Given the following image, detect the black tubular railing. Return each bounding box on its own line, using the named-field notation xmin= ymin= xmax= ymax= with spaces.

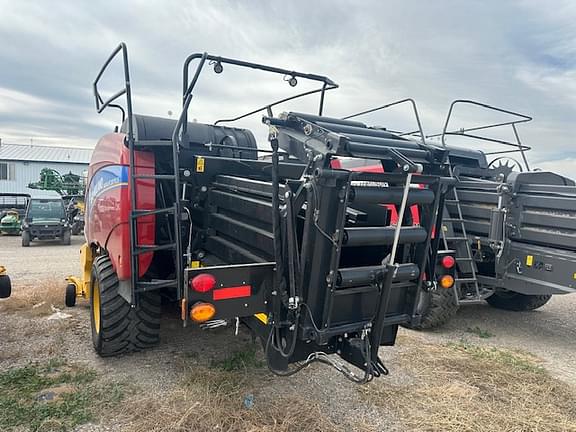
xmin=176 ymin=53 xmax=338 ymax=140
xmin=429 ymin=99 xmax=533 ymax=171
xmin=93 ymin=43 xmax=142 ymax=303
xmin=341 ymin=98 xmax=428 ymax=146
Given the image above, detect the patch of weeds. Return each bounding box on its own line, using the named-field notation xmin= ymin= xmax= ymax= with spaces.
xmin=0 ymin=359 xmax=126 ymax=431
xmin=449 ymin=340 xmax=544 ymax=373
xmin=465 ymin=326 xmax=494 ymax=339
xmin=213 ymin=346 xmax=264 ymax=371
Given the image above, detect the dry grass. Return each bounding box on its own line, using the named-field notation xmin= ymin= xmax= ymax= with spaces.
xmin=0 ymin=278 xmax=66 ymax=316
xmin=113 ymin=361 xmax=350 ymax=432
xmin=360 ymin=334 xmax=576 ymax=432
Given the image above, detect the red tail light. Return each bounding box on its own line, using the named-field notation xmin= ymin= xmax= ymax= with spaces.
xmin=190 ymin=273 xmax=217 ymax=293
xmin=441 ymin=255 xmax=455 ymax=269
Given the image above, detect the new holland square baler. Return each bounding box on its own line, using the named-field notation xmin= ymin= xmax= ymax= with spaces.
xmin=65 ymin=43 xmax=459 ymax=382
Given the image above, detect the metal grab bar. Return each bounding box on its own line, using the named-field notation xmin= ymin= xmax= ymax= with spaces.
xmin=341 ymin=98 xmax=428 ymax=146
xmin=429 ymin=99 xmax=532 ymax=171
xmin=92 ymin=42 xmax=133 ymax=136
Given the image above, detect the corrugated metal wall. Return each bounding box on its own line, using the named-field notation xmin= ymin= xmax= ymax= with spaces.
xmin=0 ymin=161 xmax=88 ymax=198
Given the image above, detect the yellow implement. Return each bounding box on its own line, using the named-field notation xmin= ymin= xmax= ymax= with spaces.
xmin=65 ymin=243 xmax=93 ymax=307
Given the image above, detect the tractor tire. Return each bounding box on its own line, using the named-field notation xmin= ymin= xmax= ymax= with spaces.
xmin=22 ymin=231 xmax=30 ymax=247
xmin=61 ymin=230 xmax=71 ymax=245
xmin=403 ymin=287 xmax=459 ymax=330
xmin=0 ymin=275 xmax=11 ymax=299
xmin=65 ymin=283 xmax=77 ymax=307
xmin=90 ymin=255 xmax=161 ymax=357
xmin=486 ymin=291 xmax=552 ymax=311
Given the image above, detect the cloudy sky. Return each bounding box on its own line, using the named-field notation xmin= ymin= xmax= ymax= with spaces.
xmin=1 ymin=0 xmax=576 ymax=176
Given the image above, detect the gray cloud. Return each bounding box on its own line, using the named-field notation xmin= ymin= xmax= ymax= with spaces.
xmin=1 ymin=0 xmax=575 ymax=175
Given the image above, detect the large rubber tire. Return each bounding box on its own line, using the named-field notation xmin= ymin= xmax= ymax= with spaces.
xmin=21 ymin=231 xmax=30 ymax=247
xmin=403 ymin=288 xmax=459 ymax=330
xmin=486 ymin=291 xmax=552 ymax=311
xmin=61 ymin=230 xmax=71 ymax=245
xmin=90 ymin=256 xmax=161 ymax=357
xmin=0 ymin=275 xmax=11 ymax=299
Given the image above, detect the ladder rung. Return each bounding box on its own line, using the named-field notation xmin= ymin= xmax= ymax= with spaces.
xmin=133 ymin=244 xmax=176 ymax=254
xmin=135 ymin=279 xmax=178 ymax=292
xmin=132 ymin=207 xmax=176 ymax=217
xmin=458 ymin=298 xmax=485 ymax=305
xmin=444 ymin=236 xmax=468 ymax=241
xmin=134 ymin=174 xmax=176 ymax=180
xmin=133 ymin=142 xmax=174 ymax=149
xmin=457 ymin=277 xmax=478 ymax=283
xmin=455 ymin=257 xmax=474 ymax=262
xmin=444 ymin=217 xmax=465 ymax=222
xmin=445 ymin=199 xmax=460 ymax=203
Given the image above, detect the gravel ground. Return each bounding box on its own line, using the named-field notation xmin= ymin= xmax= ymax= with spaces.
xmin=1 ymin=234 xmax=575 ymax=430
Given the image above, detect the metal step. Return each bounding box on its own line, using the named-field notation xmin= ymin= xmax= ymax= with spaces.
xmin=458 ymin=298 xmax=485 ymax=305
xmin=443 ymin=217 xmax=465 ymax=222
xmin=134 ymin=140 xmax=174 ymax=147
xmin=133 ymin=174 xmax=176 ymax=180
xmin=131 ymin=207 xmax=176 ymax=217
xmin=457 ymin=277 xmax=479 ymax=283
xmin=135 ymin=279 xmax=178 ymax=292
xmin=133 ymin=243 xmax=177 ymax=255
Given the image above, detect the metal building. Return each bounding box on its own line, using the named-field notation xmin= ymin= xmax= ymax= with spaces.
xmin=0 ymin=143 xmax=92 ymax=197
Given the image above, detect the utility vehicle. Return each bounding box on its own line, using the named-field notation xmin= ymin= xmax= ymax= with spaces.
xmin=21 ymin=198 xmax=71 ymax=246
xmin=0 ymin=193 xmax=29 ymax=235
xmin=66 ymin=43 xmax=459 ymax=381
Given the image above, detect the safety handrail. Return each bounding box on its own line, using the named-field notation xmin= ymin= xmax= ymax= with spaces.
xmin=341 ymin=98 xmax=428 ymax=146
xmin=93 ymin=43 xmax=133 ymax=141
xmin=176 ymin=53 xmax=338 ymax=139
xmin=429 ymin=99 xmax=532 ymax=170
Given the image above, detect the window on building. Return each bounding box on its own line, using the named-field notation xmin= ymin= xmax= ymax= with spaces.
xmin=0 ymin=162 xmax=15 ymax=180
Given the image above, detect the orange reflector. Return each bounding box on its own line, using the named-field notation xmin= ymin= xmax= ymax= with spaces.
xmin=439 ymin=275 xmax=455 ymax=289
xmin=190 ymin=302 xmax=216 ymax=322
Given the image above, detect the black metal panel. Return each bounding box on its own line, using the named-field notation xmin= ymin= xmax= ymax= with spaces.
xmin=343 ymin=226 xmax=427 ymax=247
xmin=351 ymin=186 xmax=435 ymax=206
xmin=212 ymin=175 xmax=285 ymax=199
xmin=205 ymin=235 xmax=268 ymax=264
xmin=499 ymin=241 xmax=576 ymax=295
xmin=514 ymin=228 xmax=576 ymax=251
xmin=456 ymin=190 xmax=499 ymax=205
xmin=518 ymin=194 xmax=576 ymax=212
xmin=185 ymin=262 xmax=275 ymax=319
xmin=522 ymin=211 xmax=576 ymax=232
xmin=210 ymin=190 xmax=272 ymax=225
xmin=210 ymin=213 xmax=274 ymax=255
xmin=447 ymin=203 xmax=493 ymax=220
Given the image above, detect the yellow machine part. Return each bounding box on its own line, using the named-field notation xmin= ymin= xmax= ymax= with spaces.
xmin=65 ymin=243 xmax=93 ymax=300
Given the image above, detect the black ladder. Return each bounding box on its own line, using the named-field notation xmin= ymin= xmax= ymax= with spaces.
xmin=441 ymin=164 xmax=482 ymax=304
xmin=127 ymin=138 xmax=183 ymax=301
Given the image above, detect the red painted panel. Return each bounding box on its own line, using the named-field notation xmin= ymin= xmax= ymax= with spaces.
xmin=86 ymin=133 xmax=156 ymax=280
